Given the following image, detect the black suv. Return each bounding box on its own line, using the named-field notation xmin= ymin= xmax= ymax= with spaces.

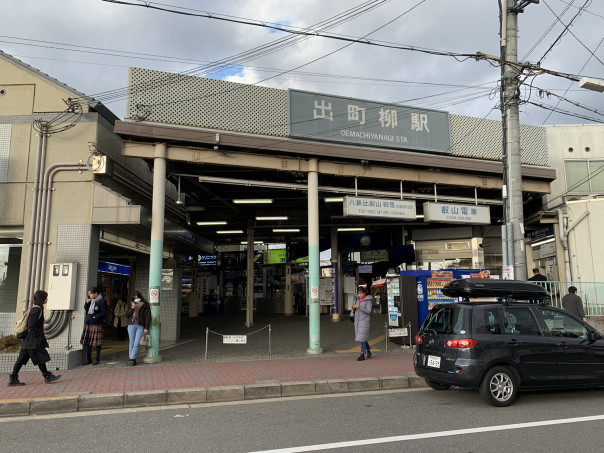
xmin=414 ymin=278 xmax=604 ymax=406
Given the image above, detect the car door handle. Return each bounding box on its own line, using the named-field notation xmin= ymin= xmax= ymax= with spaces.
xmin=506 ymin=339 xmax=519 ymax=346
xmin=557 ymin=342 xmax=567 ymax=348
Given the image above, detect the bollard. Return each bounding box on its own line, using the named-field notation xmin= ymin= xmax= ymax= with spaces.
xmin=205 ymin=327 xmax=209 ymax=360
xmin=385 ymin=322 xmax=388 ymax=351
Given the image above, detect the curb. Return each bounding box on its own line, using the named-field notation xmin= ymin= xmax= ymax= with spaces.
xmin=0 ymin=375 xmax=427 ymax=417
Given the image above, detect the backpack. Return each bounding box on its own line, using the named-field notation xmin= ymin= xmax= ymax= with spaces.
xmin=14 ymin=307 xmax=41 ymax=339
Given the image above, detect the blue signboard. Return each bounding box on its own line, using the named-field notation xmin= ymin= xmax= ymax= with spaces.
xmin=183 ymin=254 xmax=217 ymax=266
xmin=98 ymin=261 xmax=130 ymax=275
xmin=199 ymin=254 xmax=217 ymax=266
xmin=288 ymin=89 xmax=451 ymax=154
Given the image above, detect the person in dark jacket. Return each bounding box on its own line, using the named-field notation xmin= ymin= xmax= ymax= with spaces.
xmin=80 ymin=286 xmax=107 ymax=365
xmin=528 ymin=268 xmax=547 ymax=282
xmin=352 ymin=287 xmax=373 ymax=361
xmin=125 ymin=290 xmax=151 ymax=366
xmin=562 ymin=286 xmax=586 ymax=321
xmin=8 ymin=290 xmax=61 ymax=386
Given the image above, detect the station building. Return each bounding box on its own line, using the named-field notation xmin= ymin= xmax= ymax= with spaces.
xmin=0 ymin=52 xmax=574 ymax=370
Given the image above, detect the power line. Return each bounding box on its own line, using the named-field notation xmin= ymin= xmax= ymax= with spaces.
xmin=541 ymin=0 xmax=604 ymax=66
xmin=540 ymin=34 xmax=604 ymax=124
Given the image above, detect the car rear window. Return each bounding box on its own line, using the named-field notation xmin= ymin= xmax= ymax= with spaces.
xmin=424 ymin=305 xmax=470 ymax=335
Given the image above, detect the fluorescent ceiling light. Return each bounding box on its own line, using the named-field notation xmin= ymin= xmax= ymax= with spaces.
xmin=216 ymin=230 xmax=244 ymax=234
xmin=337 ymin=227 xmax=366 ymax=232
xmin=241 ymin=241 xmax=264 ymax=245
xmin=530 ymin=237 xmax=555 ymax=247
xmin=196 ymin=221 xmax=227 ymax=226
xmin=273 ymin=228 xmax=300 ymax=233
xmin=256 ymin=216 xmax=288 ymax=221
xmin=325 ymin=197 xmax=344 ymax=202
xmin=233 ymin=199 xmax=273 ymax=204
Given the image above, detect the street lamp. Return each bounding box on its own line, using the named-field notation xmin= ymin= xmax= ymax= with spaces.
xmin=578 ymin=77 xmax=604 ymax=93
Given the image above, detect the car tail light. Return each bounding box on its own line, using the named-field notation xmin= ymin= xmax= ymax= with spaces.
xmin=445 ymin=338 xmax=477 ymax=348
xmin=415 ymin=334 xmax=422 ymax=344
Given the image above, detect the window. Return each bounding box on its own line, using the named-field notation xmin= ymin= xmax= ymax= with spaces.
xmin=483 ymin=308 xmax=501 ymax=334
xmin=565 ymin=160 xmax=604 ymax=194
xmin=503 ymin=307 xmax=541 ymax=336
xmin=538 ymin=307 xmax=588 ymax=339
xmin=424 ymin=306 xmax=470 ymax=335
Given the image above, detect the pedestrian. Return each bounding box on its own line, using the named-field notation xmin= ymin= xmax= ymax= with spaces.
xmin=562 ymin=286 xmax=586 ymax=321
xmin=113 ymin=297 xmax=128 ymax=340
xmin=126 ymin=290 xmax=151 ymax=366
xmin=528 ymin=268 xmax=547 ymax=282
xmin=80 ymin=286 xmax=107 ymax=365
xmin=352 ymin=286 xmax=373 ymax=361
xmin=8 ymin=290 xmax=61 ymax=386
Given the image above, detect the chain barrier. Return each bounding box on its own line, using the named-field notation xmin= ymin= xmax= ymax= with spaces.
xmin=205 ymin=324 xmax=272 ymax=359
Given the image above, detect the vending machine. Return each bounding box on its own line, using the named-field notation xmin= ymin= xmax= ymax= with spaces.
xmin=385 ymin=274 xmax=419 ymax=346
xmin=400 ymin=269 xmax=487 ymax=326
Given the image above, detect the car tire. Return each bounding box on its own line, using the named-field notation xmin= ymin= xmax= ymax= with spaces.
xmin=425 ymin=379 xmax=451 ymax=391
xmin=479 ymin=366 xmax=519 ymax=407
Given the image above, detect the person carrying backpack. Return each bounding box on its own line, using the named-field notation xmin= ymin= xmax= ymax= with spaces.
xmin=8 ymin=290 xmax=61 ymax=386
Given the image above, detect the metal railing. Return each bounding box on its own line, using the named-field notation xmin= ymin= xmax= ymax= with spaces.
xmin=538 ymin=281 xmax=604 ymax=317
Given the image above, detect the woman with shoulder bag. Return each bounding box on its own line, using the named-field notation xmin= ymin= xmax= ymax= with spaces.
xmin=8 ymin=290 xmax=61 ymax=385
xmin=126 ymin=291 xmax=151 ymax=366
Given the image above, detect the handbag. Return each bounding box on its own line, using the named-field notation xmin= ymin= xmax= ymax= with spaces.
xmin=350 ymin=309 xmax=355 ymax=323
xmin=140 ymin=333 xmax=148 ymax=347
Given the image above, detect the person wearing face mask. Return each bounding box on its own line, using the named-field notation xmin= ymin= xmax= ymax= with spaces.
xmin=126 ymin=291 xmax=151 ymax=366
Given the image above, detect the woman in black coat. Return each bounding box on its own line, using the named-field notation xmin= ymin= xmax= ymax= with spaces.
xmin=8 ymin=290 xmax=61 ymax=386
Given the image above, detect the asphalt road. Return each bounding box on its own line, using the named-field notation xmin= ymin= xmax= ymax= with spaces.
xmin=3 ymin=387 xmax=604 ymax=452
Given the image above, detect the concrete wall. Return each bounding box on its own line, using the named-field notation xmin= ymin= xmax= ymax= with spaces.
xmin=544 ymin=124 xmax=604 ymax=282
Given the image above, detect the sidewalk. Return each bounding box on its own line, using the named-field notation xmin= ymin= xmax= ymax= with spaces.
xmin=0 ymin=314 xmax=424 ymax=417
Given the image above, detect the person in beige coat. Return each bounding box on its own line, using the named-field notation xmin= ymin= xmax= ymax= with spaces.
xmin=113 ymin=297 xmax=128 ymax=340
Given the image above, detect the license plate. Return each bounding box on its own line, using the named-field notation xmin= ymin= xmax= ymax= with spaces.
xmin=427 ymin=355 xmax=441 ymax=368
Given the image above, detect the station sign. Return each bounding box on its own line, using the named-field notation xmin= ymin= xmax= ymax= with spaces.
xmin=288 ymin=89 xmax=452 ymax=154
xmin=423 ymin=202 xmax=490 ymax=224
xmin=98 ymin=261 xmax=130 ymax=275
xmin=343 ymin=196 xmax=417 ymax=219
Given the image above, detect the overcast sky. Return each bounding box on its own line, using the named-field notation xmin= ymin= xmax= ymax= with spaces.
xmin=3 ymin=0 xmax=603 ymax=126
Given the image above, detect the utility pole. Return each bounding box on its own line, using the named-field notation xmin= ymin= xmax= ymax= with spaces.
xmin=501 ymin=0 xmax=538 ymax=281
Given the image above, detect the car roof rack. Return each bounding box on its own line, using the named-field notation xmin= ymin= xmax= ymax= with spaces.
xmin=442 ymin=278 xmax=550 ymax=304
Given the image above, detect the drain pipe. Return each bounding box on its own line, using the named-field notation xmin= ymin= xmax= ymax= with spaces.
xmin=558 ymin=209 xmax=571 ymax=282
xmin=35 ymin=163 xmax=84 ymax=290
xmin=24 ymin=125 xmax=48 ymax=310
xmin=560 ymin=208 xmax=590 ymax=282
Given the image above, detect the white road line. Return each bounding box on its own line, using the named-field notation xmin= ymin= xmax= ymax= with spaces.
xmin=248 ymin=414 xmax=604 ymax=453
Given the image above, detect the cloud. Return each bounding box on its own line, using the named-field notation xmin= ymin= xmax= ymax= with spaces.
xmin=2 ymin=0 xmax=602 ymax=125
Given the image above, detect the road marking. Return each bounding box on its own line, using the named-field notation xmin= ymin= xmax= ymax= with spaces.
xmin=335 ymin=334 xmax=385 ymax=353
xmin=247 ymin=414 xmax=604 ymax=453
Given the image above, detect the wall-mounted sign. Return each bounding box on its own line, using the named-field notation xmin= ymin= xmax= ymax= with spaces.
xmin=343 ymin=196 xmax=417 ymax=220
xmin=161 ymin=269 xmax=173 ymax=291
xmin=288 ymin=89 xmax=452 ymax=154
xmin=423 ymin=202 xmax=490 ymax=224
xmin=98 ymin=261 xmax=130 ymax=276
xmin=360 ymin=249 xmax=389 ymax=262
xmin=268 ymin=249 xmax=286 ymax=264
xmin=527 ymin=225 xmax=554 ymax=242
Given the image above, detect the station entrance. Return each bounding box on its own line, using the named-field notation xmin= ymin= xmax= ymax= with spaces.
xmin=113 ymin=71 xmax=554 ymax=349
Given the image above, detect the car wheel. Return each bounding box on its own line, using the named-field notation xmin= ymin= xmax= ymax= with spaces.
xmin=479 ymin=366 xmax=519 ymax=407
xmin=425 ymin=379 xmax=451 ymax=391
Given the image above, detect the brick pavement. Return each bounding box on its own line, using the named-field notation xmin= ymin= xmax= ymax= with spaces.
xmin=0 ymin=314 xmax=423 ymax=416
xmin=1 ymin=351 xmax=415 ymax=401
